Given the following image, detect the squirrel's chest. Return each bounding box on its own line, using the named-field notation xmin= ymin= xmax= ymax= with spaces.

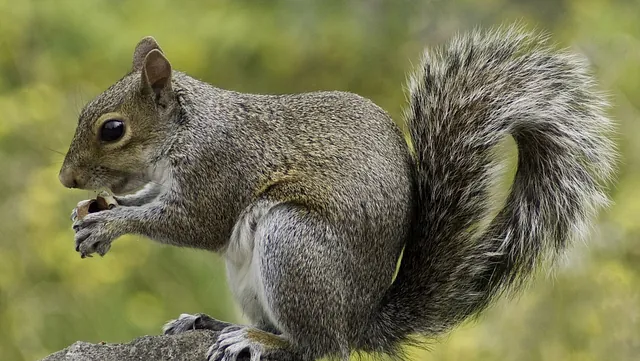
xmin=223 ymin=201 xmax=274 ymax=325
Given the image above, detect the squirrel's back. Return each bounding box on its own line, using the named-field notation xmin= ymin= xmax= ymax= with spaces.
xmin=176 ymin=73 xmax=415 ymax=218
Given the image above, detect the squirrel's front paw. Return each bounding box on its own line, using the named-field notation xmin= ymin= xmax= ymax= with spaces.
xmin=73 ymin=212 xmax=118 ymax=258
xmin=163 ymin=314 xmax=200 ymax=335
xmin=164 ymin=313 xmax=233 ymax=335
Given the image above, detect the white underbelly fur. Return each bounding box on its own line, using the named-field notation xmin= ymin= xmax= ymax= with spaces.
xmin=224 ymin=201 xmax=279 ymax=328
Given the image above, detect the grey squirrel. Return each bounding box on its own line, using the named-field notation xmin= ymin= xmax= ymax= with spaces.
xmin=58 ymin=25 xmax=616 ymax=361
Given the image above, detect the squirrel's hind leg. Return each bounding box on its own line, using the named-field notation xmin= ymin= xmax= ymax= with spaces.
xmin=247 ymin=202 xmax=357 ymax=361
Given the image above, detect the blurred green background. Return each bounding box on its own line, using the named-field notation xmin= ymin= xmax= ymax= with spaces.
xmin=1 ymin=0 xmax=638 ymax=360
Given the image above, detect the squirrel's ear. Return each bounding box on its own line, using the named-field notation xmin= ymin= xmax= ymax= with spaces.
xmin=141 ymin=49 xmax=172 ymax=96
xmin=132 ymin=36 xmax=163 ymax=72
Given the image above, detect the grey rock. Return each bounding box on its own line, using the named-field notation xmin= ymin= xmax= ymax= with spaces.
xmin=40 ymin=330 xmax=218 ymax=361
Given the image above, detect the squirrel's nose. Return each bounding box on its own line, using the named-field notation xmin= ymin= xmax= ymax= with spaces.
xmin=59 ymin=168 xmax=79 ymax=188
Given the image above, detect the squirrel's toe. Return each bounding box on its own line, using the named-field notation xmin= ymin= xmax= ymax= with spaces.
xmin=162 ymin=313 xmax=199 ymax=335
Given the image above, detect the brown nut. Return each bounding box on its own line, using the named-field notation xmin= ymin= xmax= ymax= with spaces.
xmin=96 ymin=191 xmax=118 ymax=210
xmin=73 ymin=192 xmax=118 ymax=222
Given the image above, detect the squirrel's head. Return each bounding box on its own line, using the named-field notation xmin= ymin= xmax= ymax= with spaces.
xmin=59 ymin=36 xmax=177 ymax=195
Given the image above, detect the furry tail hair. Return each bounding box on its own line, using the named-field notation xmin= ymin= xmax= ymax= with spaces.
xmin=362 ymin=25 xmax=616 ymax=354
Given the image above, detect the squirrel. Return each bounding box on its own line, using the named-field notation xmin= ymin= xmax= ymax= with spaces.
xmin=59 ymin=25 xmax=616 ymax=361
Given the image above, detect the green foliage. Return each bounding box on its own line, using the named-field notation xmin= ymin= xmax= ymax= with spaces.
xmin=0 ymin=1 xmax=638 ymax=360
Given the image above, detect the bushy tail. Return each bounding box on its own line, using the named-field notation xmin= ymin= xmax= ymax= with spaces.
xmin=363 ymin=25 xmax=616 ymax=354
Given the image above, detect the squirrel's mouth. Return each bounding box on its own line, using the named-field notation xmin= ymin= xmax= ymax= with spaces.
xmin=110 ymin=174 xmax=147 ymax=196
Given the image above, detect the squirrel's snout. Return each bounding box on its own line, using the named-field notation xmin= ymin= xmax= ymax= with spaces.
xmin=59 ymin=168 xmax=80 ymax=189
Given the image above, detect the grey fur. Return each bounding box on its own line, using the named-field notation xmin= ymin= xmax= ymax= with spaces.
xmin=60 ymin=25 xmax=616 ymax=361
xmin=361 ymin=25 xmax=616 ymax=354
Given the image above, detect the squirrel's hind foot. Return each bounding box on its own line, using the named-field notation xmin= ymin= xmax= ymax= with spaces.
xmin=207 ymin=325 xmax=301 ymax=361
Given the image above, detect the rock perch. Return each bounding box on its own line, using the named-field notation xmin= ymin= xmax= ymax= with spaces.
xmin=40 ymin=330 xmax=218 ymax=361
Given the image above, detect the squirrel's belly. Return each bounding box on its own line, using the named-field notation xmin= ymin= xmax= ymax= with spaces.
xmin=223 ymin=200 xmax=280 ymax=328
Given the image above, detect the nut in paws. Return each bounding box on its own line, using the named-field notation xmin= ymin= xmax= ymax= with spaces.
xmin=71 ymin=193 xmax=119 ymax=258
xmin=73 ymin=212 xmax=117 ymax=258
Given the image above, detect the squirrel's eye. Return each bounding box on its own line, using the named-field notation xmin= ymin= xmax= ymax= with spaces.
xmin=100 ymin=120 xmax=125 ymax=142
